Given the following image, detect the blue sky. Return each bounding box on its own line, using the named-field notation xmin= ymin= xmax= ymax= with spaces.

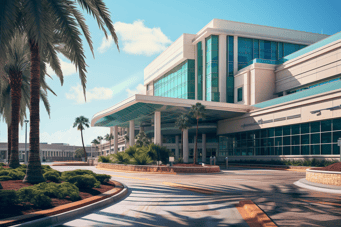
xmin=1 ymin=0 xmax=341 ymax=146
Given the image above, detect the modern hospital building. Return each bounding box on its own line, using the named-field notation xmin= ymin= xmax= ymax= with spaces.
xmin=91 ymin=19 xmax=341 ymax=163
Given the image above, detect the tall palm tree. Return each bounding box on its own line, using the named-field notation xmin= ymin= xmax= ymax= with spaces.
xmin=189 ymin=103 xmax=206 ymax=164
xmin=175 ymin=114 xmax=190 ymax=161
xmin=105 ymin=133 xmax=114 ymax=155
xmin=91 ymin=138 xmax=100 ymax=157
xmin=97 ymin=136 xmax=103 ymax=155
xmin=0 ymin=0 xmax=119 ymax=183
xmin=73 ymin=116 xmax=89 ymax=162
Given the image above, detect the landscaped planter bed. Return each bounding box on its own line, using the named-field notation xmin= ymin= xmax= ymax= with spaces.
xmin=306 ymin=163 xmax=341 ymax=186
xmin=98 ymin=163 xmax=220 ymax=174
xmin=0 ymin=180 xmax=116 ymax=220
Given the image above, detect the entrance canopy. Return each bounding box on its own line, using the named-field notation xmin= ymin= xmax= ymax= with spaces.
xmin=91 ymin=95 xmax=256 ymax=128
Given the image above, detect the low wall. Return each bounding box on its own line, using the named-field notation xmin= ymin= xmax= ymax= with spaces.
xmin=306 ymin=169 xmax=341 ymax=186
xmin=98 ymin=163 xmax=220 ymax=174
xmin=228 ymin=163 xmax=309 ymax=170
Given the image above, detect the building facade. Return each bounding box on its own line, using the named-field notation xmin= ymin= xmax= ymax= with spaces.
xmin=92 ymin=19 xmax=341 ymax=162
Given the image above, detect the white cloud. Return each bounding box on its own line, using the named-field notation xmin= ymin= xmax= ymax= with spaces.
xmin=40 ymin=126 xmax=109 ymax=146
xmin=126 ymin=83 xmax=146 ymax=97
xmin=98 ymin=20 xmax=172 ymax=56
xmin=47 ymin=58 xmax=77 ymax=77
xmin=65 ymin=85 xmax=114 ymax=104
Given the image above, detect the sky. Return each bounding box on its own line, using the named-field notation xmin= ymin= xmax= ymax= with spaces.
xmin=1 ymin=0 xmax=341 ymax=146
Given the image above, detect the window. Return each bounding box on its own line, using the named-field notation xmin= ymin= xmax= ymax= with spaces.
xmin=237 ymin=87 xmax=243 ymax=102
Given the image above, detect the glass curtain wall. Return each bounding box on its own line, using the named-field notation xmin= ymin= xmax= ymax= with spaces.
xmin=219 ymin=118 xmax=341 ymax=157
xmin=154 ymin=60 xmax=195 ymax=99
xmin=197 ymin=42 xmax=203 ymax=100
xmin=205 ymin=35 xmax=219 ymax=102
xmin=238 ymin=37 xmax=306 ymax=70
xmin=226 ymin=36 xmax=234 ymax=103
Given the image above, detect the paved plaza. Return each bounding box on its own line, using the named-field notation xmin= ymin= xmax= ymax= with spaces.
xmin=50 ymin=166 xmax=341 ymax=227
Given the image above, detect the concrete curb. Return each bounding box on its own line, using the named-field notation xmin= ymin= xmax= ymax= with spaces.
xmin=294 ymin=179 xmax=341 ymax=194
xmin=11 ymin=182 xmax=128 ymax=227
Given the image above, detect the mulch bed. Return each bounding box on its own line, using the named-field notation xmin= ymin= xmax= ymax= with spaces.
xmin=0 ymin=180 xmax=116 ymax=220
xmin=313 ymin=162 xmax=341 ymax=172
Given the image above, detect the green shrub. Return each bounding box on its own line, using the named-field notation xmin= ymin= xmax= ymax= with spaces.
xmin=44 ymin=170 xmax=61 ymax=182
xmin=34 ymin=182 xmax=80 ymax=201
xmin=17 ymin=187 xmax=52 ymax=208
xmin=131 ymin=151 xmax=153 ymax=165
xmin=67 ymin=174 xmax=100 ymax=189
xmin=0 ymin=176 xmax=13 ymax=181
xmin=58 ymin=182 xmax=80 ymax=201
xmin=0 ymin=169 xmax=25 ymax=180
xmin=125 ymin=145 xmax=138 ymax=157
xmin=144 ymin=143 xmax=170 ymax=164
xmin=98 ymin=156 xmax=111 ymax=163
xmin=95 ymin=174 xmax=111 ymax=184
xmin=61 ymin=169 xmax=95 ymax=181
xmin=112 ymin=152 xmax=131 ymax=164
xmin=0 ymin=190 xmax=17 ymax=208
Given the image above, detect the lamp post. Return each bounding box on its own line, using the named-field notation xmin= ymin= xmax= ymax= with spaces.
xmin=24 ymin=120 xmax=29 ymax=164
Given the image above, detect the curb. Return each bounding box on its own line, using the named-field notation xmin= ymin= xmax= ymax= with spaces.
xmin=235 ymin=200 xmax=277 ymax=227
xmin=294 ymin=179 xmax=341 ymax=194
xmin=1 ymin=181 xmax=128 ymax=227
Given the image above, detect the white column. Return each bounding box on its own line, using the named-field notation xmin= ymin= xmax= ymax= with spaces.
xmin=154 ymin=111 xmax=161 ymax=145
xmin=129 ymin=120 xmax=135 ymax=146
xmin=234 ymin=36 xmax=238 ymax=75
xmin=202 ymin=39 xmax=206 ymax=101
xmin=183 ymin=129 xmax=189 ymax=163
xmin=175 ymin=135 xmax=179 ymax=160
xmin=219 ymin=35 xmax=227 ymax=102
xmin=202 ymin=134 xmax=206 ymax=163
xmin=114 ymin=125 xmax=118 ymax=154
xmin=195 ymin=45 xmax=198 ymax=100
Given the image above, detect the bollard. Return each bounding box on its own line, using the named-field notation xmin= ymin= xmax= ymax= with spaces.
xmin=210 ymin=156 xmax=213 ymax=165
xmin=225 ymin=157 xmax=228 ymax=169
xmin=213 ymin=156 xmax=216 ymax=165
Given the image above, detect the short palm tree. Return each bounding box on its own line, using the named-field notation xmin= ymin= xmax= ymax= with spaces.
xmin=105 ymin=133 xmax=114 ymax=155
xmin=73 ymin=116 xmax=89 ymax=162
xmin=91 ymin=139 xmax=100 ymax=157
xmin=175 ymin=114 xmax=190 ymax=161
xmin=97 ymin=136 xmax=103 ymax=155
xmin=0 ymin=0 xmax=119 ymax=183
xmin=189 ymin=103 xmax=206 ymax=164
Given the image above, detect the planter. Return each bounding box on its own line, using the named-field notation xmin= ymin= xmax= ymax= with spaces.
xmin=306 ymin=169 xmax=341 ymax=186
xmin=97 ymin=163 xmax=220 ymax=174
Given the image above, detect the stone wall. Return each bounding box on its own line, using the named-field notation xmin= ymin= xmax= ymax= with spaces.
xmin=306 ymin=169 xmax=341 ymax=186
xmin=98 ymin=163 xmax=220 ymax=174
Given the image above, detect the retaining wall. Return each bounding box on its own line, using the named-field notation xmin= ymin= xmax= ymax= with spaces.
xmin=306 ymin=169 xmax=341 ymax=186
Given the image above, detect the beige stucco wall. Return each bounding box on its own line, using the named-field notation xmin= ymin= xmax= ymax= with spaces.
xmin=276 ymin=39 xmax=341 ymax=93
xmin=217 ymin=88 xmax=341 ymax=135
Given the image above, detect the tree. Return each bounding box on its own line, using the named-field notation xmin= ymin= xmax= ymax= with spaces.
xmin=97 ymin=136 xmax=103 ymax=155
xmin=74 ymin=148 xmax=85 ymax=158
xmin=189 ymin=103 xmax=206 ymax=164
xmin=105 ymin=133 xmax=114 ymax=155
xmin=0 ymin=0 xmax=119 ymax=183
xmin=135 ymin=131 xmax=151 ymax=147
xmin=91 ymin=139 xmax=100 ymax=157
xmin=73 ymin=116 xmax=89 ymax=161
xmin=175 ymin=114 xmax=190 ymax=161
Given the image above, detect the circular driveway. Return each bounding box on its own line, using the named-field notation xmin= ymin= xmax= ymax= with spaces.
xmin=51 ymin=166 xmax=341 ymax=227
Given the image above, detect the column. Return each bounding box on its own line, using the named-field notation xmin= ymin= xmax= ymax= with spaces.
xmin=234 ymin=36 xmax=238 ymax=75
xmin=202 ymin=134 xmax=206 ymax=163
xmin=219 ymin=35 xmax=227 ymax=102
xmin=154 ymin=111 xmax=162 ymax=145
xmin=183 ymin=129 xmax=189 ymax=163
xmin=114 ymin=125 xmax=118 ymax=154
xmin=195 ymin=44 xmax=198 ymax=100
xmin=202 ymin=39 xmax=206 ymax=101
xmin=175 ymin=135 xmax=179 ymax=160
xmin=129 ymin=120 xmax=135 ymax=146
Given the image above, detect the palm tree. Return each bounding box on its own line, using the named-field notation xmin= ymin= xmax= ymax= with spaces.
xmin=97 ymin=136 xmax=103 ymax=155
xmin=0 ymin=0 xmax=119 ymax=183
xmin=189 ymin=103 xmax=206 ymax=164
xmin=175 ymin=114 xmax=190 ymax=161
xmin=105 ymin=133 xmax=114 ymax=155
xmin=73 ymin=116 xmax=89 ymax=162
xmin=91 ymin=139 xmax=100 ymax=157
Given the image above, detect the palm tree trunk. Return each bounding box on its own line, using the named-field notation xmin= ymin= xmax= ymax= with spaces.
xmin=194 ymin=118 xmax=199 ymax=164
xmin=9 ymin=71 xmax=22 ymax=168
xmin=23 ymin=40 xmax=45 ymax=183
xmin=80 ymin=129 xmax=87 ymax=162
xmin=7 ymin=124 xmax=12 ymax=163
